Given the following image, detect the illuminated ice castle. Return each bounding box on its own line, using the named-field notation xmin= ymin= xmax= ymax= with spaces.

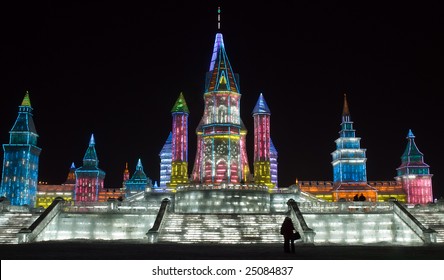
xmin=0 ymin=28 xmax=442 ymax=245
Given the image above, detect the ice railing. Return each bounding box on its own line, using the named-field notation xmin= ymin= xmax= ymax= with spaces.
xmin=287 ymin=199 xmax=315 ymax=243
xmin=0 ymin=200 xmax=32 ymax=213
xmin=18 ymin=197 xmax=64 ymax=243
xmin=297 ymin=201 xmax=393 ymax=213
xmin=61 ymin=200 xmax=161 ymax=213
xmin=147 ymin=198 xmax=171 ymax=243
xmin=176 ymin=183 xmax=269 ymax=192
xmin=405 ymin=202 xmax=444 ymax=213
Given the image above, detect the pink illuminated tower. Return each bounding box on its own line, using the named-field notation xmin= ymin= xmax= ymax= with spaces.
xmin=74 ymin=134 xmax=105 ymax=201
xmin=191 ymin=33 xmax=250 ymax=184
xmin=252 ymin=93 xmax=274 ymax=188
xmin=168 ymin=92 xmax=189 ymax=189
xmin=396 ymin=129 xmax=433 ymax=204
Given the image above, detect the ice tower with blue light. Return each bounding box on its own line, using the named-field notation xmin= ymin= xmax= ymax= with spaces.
xmin=331 ymin=94 xmax=367 ymax=183
xmin=0 ymin=92 xmax=41 ymax=206
xmin=331 ymin=94 xmax=377 ymax=201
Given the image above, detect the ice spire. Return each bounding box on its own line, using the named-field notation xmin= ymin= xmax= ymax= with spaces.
xmin=206 ymin=33 xmax=240 ymax=93
xmin=218 ymin=6 xmax=221 ymax=30
xmin=136 ymin=158 xmax=143 ymax=170
xmin=83 ymin=134 xmax=98 ymax=166
xmin=401 ymin=129 xmax=425 ymax=163
xmin=89 ymin=134 xmax=95 ymax=145
xmin=252 ymin=93 xmax=271 ymax=115
xmin=342 ymin=93 xmax=350 ymax=122
xmin=21 ymin=90 xmax=32 ymax=107
xmin=171 ymin=92 xmax=190 ymax=114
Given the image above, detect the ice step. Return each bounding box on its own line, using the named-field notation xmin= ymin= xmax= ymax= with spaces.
xmin=0 ymin=213 xmax=40 ymax=244
xmin=410 ymin=212 xmax=444 ymax=243
xmin=157 ymin=214 xmax=286 ymax=244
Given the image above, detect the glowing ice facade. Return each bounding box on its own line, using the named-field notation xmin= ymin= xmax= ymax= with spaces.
xmin=169 ymin=93 xmax=189 ymax=189
xmin=396 ymin=130 xmax=433 ymax=204
xmin=36 ymin=163 xmax=76 ymax=208
xmin=0 ymin=92 xmax=41 ymax=206
xmin=252 ymin=93 xmax=273 ymax=188
xmin=270 ymin=140 xmax=278 ymax=187
xmin=159 ymin=132 xmax=172 ymax=189
xmin=74 ymin=134 xmax=105 ymax=202
xmin=331 ymin=94 xmax=367 ymax=183
xmin=191 ymin=33 xmax=250 ymax=184
xmin=124 ymin=159 xmax=152 ymax=196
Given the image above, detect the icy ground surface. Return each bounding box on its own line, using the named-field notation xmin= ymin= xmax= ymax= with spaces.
xmin=1 ymin=241 xmax=443 ymax=260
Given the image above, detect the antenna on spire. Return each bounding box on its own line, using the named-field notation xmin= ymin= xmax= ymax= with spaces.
xmin=218 ymin=6 xmax=221 ymax=30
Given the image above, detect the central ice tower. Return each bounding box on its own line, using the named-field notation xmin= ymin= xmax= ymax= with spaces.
xmin=191 ymin=33 xmax=250 ymax=185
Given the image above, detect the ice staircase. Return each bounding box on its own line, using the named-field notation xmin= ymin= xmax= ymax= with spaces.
xmin=0 ymin=212 xmax=40 ymax=244
xmin=303 ymin=213 xmax=423 ymax=244
xmin=157 ymin=213 xmax=285 ymax=244
xmin=410 ymin=212 xmax=444 ymax=243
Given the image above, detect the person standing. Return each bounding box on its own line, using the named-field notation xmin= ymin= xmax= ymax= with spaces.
xmin=280 ymin=217 xmax=296 ymax=253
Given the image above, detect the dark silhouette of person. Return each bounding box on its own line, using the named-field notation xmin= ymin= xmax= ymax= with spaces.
xmin=359 ymin=193 xmax=366 ymax=201
xmin=280 ymin=217 xmax=296 ymax=253
xmin=353 ymin=194 xmax=359 ymax=201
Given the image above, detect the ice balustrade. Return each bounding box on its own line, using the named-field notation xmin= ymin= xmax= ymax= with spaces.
xmin=147 ymin=198 xmax=171 ymax=243
xmin=298 ymin=201 xmax=393 ymax=213
xmin=176 ymin=183 xmax=269 ymax=192
xmin=18 ymin=197 xmax=65 ymax=243
xmin=174 ymin=190 xmax=270 ymax=213
xmin=125 ymin=191 xmax=146 ymax=202
xmin=0 ymin=201 xmax=33 ymax=213
xmin=287 ymin=199 xmax=315 ymax=243
xmin=61 ymin=200 xmax=161 ymax=213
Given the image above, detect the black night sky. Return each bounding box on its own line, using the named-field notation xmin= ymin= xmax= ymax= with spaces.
xmin=1 ymin=1 xmax=443 ymax=199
